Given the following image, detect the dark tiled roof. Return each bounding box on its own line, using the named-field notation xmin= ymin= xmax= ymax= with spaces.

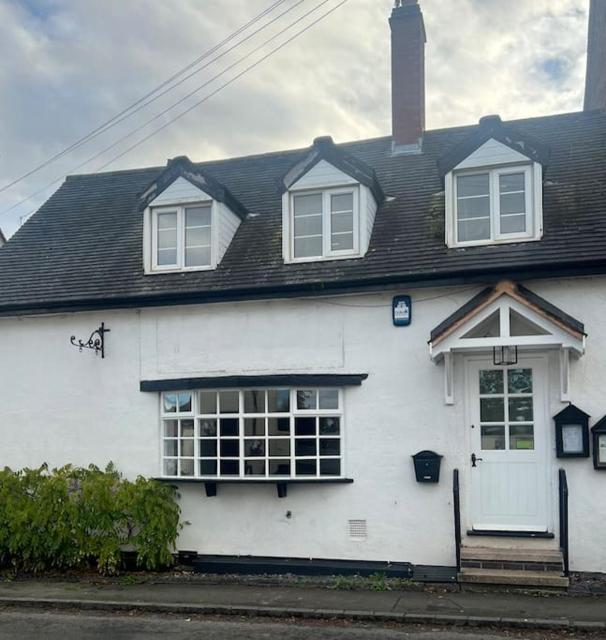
xmin=0 ymin=228 xmax=5 ymax=245
xmin=1 ymin=110 xmax=605 ymax=314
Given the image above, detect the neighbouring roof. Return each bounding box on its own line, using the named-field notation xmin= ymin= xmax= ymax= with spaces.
xmin=1 ymin=110 xmax=606 ymax=315
xmin=429 ymin=280 xmax=586 ymax=346
xmin=0 ymin=228 xmax=5 ymax=246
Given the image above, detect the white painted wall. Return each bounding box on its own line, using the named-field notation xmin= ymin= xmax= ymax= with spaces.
xmin=1 ymin=277 xmax=605 ymax=572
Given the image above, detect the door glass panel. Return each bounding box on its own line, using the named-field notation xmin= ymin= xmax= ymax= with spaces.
xmin=481 ymin=425 xmax=505 ymax=450
xmin=509 ymin=397 xmax=533 ymax=422
xmin=480 ymin=397 xmax=505 ymax=422
xmin=510 ymin=424 xmax=535 ymax=450
xmin=507 ymin=368 xmax=533 ymax=393
xmin=479 ymin=370 xmax=504 ymax=394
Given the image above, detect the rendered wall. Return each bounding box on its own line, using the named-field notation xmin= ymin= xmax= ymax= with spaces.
xmin=0 ymin=276 xmax=605 ymax=572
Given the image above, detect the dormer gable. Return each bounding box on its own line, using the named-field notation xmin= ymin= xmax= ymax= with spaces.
xmin=281 ymin=137 xmax=384 ymax=263
xmin=141 ymin=156 xmax=246 ymax=274
xmin=439 ymin=116 xmax=549 ymax=249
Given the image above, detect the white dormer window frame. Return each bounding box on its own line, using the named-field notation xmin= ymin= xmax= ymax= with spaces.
xmin=445 ymin=162 xmax=543 ymax=249
xmin=147 ymin=200 xmax=217 ymax=274
xmin=285 ymin=185 xmax=361 ymax=263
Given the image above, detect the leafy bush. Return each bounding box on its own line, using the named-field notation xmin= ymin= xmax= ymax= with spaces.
xmin=0 ymin=463 xmax=182 ymax=575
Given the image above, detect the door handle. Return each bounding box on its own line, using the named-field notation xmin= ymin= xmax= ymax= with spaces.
xmin=471 ymin=453 xmax=483 ymax=467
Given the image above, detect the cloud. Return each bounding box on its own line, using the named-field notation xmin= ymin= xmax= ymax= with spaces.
xmin=0 ymin=0 xmax=588 ymax=236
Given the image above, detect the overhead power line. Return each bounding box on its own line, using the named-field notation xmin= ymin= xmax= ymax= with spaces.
xmin=0 ymin=0 xmax=291 ymax=195
xmin=1 ymin=0 xmax=347 ymax=221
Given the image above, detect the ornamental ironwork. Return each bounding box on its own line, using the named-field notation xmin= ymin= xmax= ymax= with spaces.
xmin=70 ymin=323 xmax=110 ymax=359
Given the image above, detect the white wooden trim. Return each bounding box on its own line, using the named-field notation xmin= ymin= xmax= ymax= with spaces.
xmin=444 ymin=352 xmax=454 ymax=405
xmin=560 ymin=347 xmax=570 ymax=403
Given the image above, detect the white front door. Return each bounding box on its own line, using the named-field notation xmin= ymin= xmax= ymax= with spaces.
xmin=467 ymin=358 xmax=549 ymax=532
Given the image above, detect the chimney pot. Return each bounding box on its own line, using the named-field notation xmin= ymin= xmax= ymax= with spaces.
xmin=390 ymin=1 xmax=426 ymax=152
xmin=585 ymin=0 xmax=606 ymax=111
xmin=479 ymin=115 xmax=502 ymax=128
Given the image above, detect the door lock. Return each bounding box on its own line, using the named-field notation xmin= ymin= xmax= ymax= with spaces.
xmin=471 ymin=452 xmax=483 ymax=467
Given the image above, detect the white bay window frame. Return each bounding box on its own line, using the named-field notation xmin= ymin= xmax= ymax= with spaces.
xmin=288 ymin=186 xmax=360 ymax=262
xmin=160 ymin=388 xmax=345 ymax=480
xmin=150 ymin=201 xmax=215 ymax=273
xmin=446 ymin=163 xmax=542 ymax=248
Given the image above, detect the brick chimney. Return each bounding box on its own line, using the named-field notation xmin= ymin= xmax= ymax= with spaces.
xmin=584 ymin=0 xmax=606 ymax=111
xmin=390 ymin=0 xmax=426 ymax=153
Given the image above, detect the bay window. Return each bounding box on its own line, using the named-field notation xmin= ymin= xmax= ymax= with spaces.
xmin=161 ymin=387 xmax=344 ymax=479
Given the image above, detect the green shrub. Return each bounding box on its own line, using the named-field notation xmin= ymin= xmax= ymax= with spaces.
xmin=0 ymin=463 xmax=182 ymax=575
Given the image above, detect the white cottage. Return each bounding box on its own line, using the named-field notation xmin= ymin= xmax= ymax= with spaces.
xmin=1 ymin=0 xmax=606 ymax=586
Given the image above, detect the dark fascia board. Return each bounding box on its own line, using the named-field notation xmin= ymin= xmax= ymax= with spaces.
xmin=437 ymin=117 xmax=551 ymax=179
xmin=554 ymin=404 xmax=591 ymax=420
xmin=3 ymin=259 xmax=606 ymax=318
xmin=139 ymin=156 xmax=248 ymax=220
xmin=140 ymin=373 xmax=369 ymax=392
xmin=429 ymin=281 xmax=585 ymax=343
xmin=280 ymin=137 xmax=385 ymax=204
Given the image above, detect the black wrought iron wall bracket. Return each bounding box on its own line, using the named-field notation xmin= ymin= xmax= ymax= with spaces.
xmin=70 ymin=322 xmax=110 ymax=358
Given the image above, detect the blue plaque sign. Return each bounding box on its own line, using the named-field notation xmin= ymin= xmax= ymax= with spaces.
xmin=392 ymin=295 xmax=412 ymax=326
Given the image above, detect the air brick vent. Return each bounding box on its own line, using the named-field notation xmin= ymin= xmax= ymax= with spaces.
xmin=348 ymin=519 xmax=367 ymax=540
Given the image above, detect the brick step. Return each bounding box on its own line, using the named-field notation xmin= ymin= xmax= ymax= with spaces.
xmin=458 ymin=568 xmax=569 ymax=588
xmin=461 ymin=546 xmax=563 ymax=564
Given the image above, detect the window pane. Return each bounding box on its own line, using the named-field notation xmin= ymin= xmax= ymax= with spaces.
xmin=269 ymin=460 xmax=290 ymax=476
xmin=268 ymin=389 xmax=290 ymax=413
xmin=500 ymin=192 xmax=525 ymax=215
xmin=294 ymin=236 xmax=323 ymax=258
xmin=500 ymin=173 xmax=525 ymax=193
xmin=220 ymin=460 xmax=239 ymax=476
xmin=244 ymin=390 xmax=265 ymax=414
xmin=508 ymin=369 xmax=533 ymax=394
xmin=157 ymin=248 xmax=177 ymax=266
xmin=245 ymin=460 xmax=265 ymax=476
xmin=457 ymin=196 xmax=490 ymax=220
xmin=244 ymin=418 xmax=265 ymax=436
xmin=164 ymin=419 xmax=178 ymax=437
xmin=180 ymin=420 xmax=194 ymax=437
xmin=200 ymin=440 xmax=217 ymax=456
xmin=220 ymin=418 xmax=239 ymax=437
xmin=297 ymin=390 xmax=317 ymax=410
xmin=320 ymin=459 xmax=340 ymax=476
xmin=319 ymin=417 xmax=340 ymax=435
xmin=185 ymin=206 xmax=211 ymax=229
xmin=185 ymin=226 xmax=211 ymax=248
xmin=220 ymin=391 xmax=239 ymax=413
xmin=158 ymin=229 xmax=177 ymax=250
xmin=157 ymin=212 xmax=177 ymax=265
xmin=178 ymin=393 xmax=192 ymax=412
xmin=331 ymin=211 xmax=353 ymax=234
xmin=180 ymin=459 xmax=194 ymax=476
xmin=199 ymin=419 xmax=217 ymax=437
xmin=509 ymin=397 xmax=533 ymax=422
xmin=319 ymin=389 xmax=339 ymax=410
xmin=481 ymin=425 xmax=505 ymax=450
xmin=294 ymin=193 xmax=322 ymax=216
xmin=295 ymin=439 xmax=317 ymax=456
xmin=331 ymin=232 xmax=353 ymax=252
xmin=294 ymin=214 xmax=322 ymax=238
xmin=220 ymin=439 xmax=239 ymax=457
xmin=200 ymin=460 xmax=217 ymax=476
xmin=479 ymin=370 xmax=504 ymax=395
xmin=510 ymin=424 xmax=534 ymax=450
xmin=164 ymin=459 xmax=178 ymax=476
xmin=164 ymin=440 xmax=178 ymax=456
xmin=268 ymin=417 xmax=290 ymax=435
xmin=185 ymin=246 xmax=211 ymax=267
xmin=295 ymin=417 xmax=316 ymax=436
xmin=163 ymin=394 xmax=177 ymax=413
xmin=457 ymin=174 xmax=489 ymax=198
xmin=296 ymin=460 xmax=316 ymax=476
xmin=199 ymin=392 xmax=217 ymax=415
xmin=331 ymin=193 xmax=353 ymax=213
xmin=458 ymin=219 xmax=490 ymax=242
xmin=500 ymin=214 xmax=526 ymax=234
xmin=320 ymin=439 xmax=340 ymax=456
xmin=244 ymin=439 xmax=265 ymax=457
xmin=181 ymin=439 xmax=194 ymax=457
xmin=480 ymin=398 xmax=505 ymax=422
xmin=269 ymin=439 xmax=290 ymax=456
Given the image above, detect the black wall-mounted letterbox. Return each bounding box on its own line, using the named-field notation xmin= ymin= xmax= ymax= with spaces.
xmin=412 ymin=450 xmax=443 ymax=483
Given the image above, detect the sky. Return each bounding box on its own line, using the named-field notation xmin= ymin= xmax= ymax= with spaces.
xmin=0 ymin=0 xmax=589 ymax=237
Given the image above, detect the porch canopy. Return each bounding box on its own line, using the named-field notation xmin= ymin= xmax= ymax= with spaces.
xmin=428 ymin=280 xmax=586 ymax=404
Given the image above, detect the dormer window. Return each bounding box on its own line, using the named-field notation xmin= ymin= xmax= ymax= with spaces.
xmin=455 ymin=166 xmax=533 ymax=244
xmin=292 ymin=188 xmax=358 ymax=260
xmin=152 ymin=204 xmax=212 ymax=270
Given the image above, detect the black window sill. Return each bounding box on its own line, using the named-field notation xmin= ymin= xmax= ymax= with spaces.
xmin=154 ymin=477 xmax=354 ymax=498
